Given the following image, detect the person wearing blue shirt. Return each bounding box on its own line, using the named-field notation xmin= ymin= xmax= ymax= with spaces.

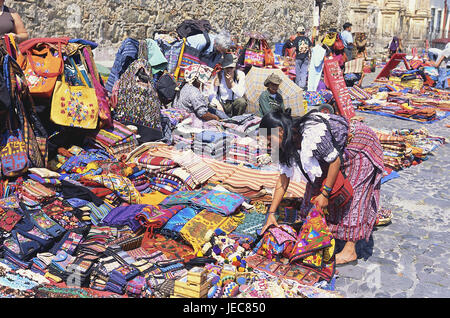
xmin=340 ymin=22 xmax=354 ymax=61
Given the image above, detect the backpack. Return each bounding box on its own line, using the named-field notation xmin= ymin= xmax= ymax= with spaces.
xmin=176 ymin=20 xmax=213 ymax=39
xmin=155 ymin=73 xmax=177 ymax=106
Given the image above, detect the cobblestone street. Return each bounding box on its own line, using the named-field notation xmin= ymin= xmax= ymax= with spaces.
xmin=334 ymin=71 xmax=450 ymax=298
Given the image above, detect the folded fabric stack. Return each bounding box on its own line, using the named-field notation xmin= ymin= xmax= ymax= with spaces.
xmin=85 ymin=201 xmax=115 ymax=226
xmin=171 ymin=150 xmax=216 ymax=187
xmin=31 ymin=253 xmax=55 ymax=276
xmin=220 ymin=114 xmax=261 ymax=135
xmin=85 ymin=121 xmax=139 ymax=160
xmin=134 ymin=152 xmax=178 ymax=174
xmin=375 ymin=130 xmax=409 ymax=170
xmin=392 ymin=128 xmax=447 ymax=161
xmin=106 ymin=263 xmax=140 ymax=294
xmin=303 ymin=90 xmax=333 ymax=106
xmin=101 ymin=204 xmax=147 ymax=233
xmin=126 ymin=275 xmax=147 ymax=297
xmin=226 ymin=136 xmax=264 ymax=167
xmin=192 ymin=131 xmax=232 ymax=161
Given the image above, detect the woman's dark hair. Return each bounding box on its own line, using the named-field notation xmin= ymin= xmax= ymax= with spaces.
xmin=259 ymin=110 xmax=298 ymax=167
xmin=259 ymin=109 xmax=320 ymax=167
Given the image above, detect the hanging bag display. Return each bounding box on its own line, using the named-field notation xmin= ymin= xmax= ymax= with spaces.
xmin=113 ymin=58 xmax=162 ymax=130
xmin=244 ymin=38 xmax=265 ymax=67
xmin=82 ymin=47 xmax=113 ymax=129
xmin=17 ymin=37 xmax=70 ymax=99
xmin=262 ymin=39 xmax=275 ymax=67
xmin=50 ymin=58 xmax=99 ymax=129
xmin=0 ymin=55 xmax=29 ymax=177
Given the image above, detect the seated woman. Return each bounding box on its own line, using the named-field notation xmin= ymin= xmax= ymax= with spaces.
xmin=259 ymin=110 xmax=384 ymax=265
xmin=259 ymin=73 xmax=285 ymax=117
xmin=173 ymin=64 xmax=227 ymax=121
xmin=208 ymin=54 xmax=248 ymax=117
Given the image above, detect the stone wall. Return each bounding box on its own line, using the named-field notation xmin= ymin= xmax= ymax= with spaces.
xmin=9 ymin=0 xmax=319 ymax=60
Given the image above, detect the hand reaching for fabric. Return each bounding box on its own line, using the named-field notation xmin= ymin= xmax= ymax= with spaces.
xmin=311 ymin=194 xmax=329 ymax=212
xmin=261 ymin=213 xmax=279 ymax=234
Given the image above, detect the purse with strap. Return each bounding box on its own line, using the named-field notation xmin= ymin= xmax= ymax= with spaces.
xmin=82 ymin=46 xmax=113 ymax=129
xmin=17 ymin=37 xmax=69 ymax=99
xmin=244 ymin=38 xmax=265 ymax=67
xmin=50 ymin=57 xmax=99 ymax=129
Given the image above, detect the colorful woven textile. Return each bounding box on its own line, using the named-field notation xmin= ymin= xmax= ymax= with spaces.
xmin=189 ymin=189 xmax=245 ymax=216
xmin=141 ymin=233 xmax=195 ymax=261
xmin=81 ymin=174 xmax=141 ymax=204
xmin=179 ymin=209 xmax=244 ymax=252
xmin=160 ymin=206 xmax=198 ymax=237
xmin=289 ymin=207 xmax=335 ymax=274
xmin=135 ymin=204 xmax=185 ymax=230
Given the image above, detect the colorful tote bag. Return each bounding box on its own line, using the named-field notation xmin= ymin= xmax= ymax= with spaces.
xmin=289 ymin=207 xmax=334 ymax=266
xmin=244 ymin=39 xmax=264 ymax=68
xmin=17 ymin=38 xmax=69 ymax=98
xmin=0 ymin=127 xmax=29 ymax=177
xmin=113 ymin=59 xmax=162 ymax=130
xmin=50 ymin=63 xmax=99 ymax=129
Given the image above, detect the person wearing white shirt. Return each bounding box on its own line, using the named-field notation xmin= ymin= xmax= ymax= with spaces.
xmin=340 ymin=22 xmax=354 ymax=61
xmin=208 ymin=54 xmax=248 ymax=117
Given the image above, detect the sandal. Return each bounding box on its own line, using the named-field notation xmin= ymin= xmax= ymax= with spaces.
xmin=375 ymin=208 xmax=392 ymax=226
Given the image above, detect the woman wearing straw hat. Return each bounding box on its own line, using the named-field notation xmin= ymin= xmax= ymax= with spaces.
xmin=258 ymin=73 xmax=285 ymax=117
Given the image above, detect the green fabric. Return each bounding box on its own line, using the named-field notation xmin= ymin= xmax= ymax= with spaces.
xmin=95 ymin=63 xmax=111 ymax=78
xmin=258 ymin=90 xmax=284 ymax=117
xmin=146 ymin=39 xmax=168 ymax=74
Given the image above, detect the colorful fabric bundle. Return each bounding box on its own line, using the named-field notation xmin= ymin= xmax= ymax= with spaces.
xmin=347 ymin=86 xmax=372 ymax=100
xmin=135 ymin=204 xmax=185 ymax=233
xmin=189 ymin=190 xmax=245 ymax=216
xmin=140 ymin=233 xmax=195 ymax=261
xmin=289 ymin=207 xmax=335 ymax=276
xmin=40 ymin=198 xmax=84 ymax=230
xmin=160 ymin=207 xmax=199 ymax=238
xmin=81 ymin=174 xmax=141 ymax=204
xmin=179 ymin=209 xmax=244 ymax=252
xmin=253 ymin=224 xmax=297 ymax=260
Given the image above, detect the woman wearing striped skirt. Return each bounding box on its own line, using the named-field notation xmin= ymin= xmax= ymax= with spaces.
xmin=259 ymin=110 xmax=384 ymax=265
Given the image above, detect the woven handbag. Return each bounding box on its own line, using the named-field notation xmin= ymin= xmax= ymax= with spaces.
xmin=17 ymin=37 xmax=69 ymax=99
xmin=244 ymin=38 xmax=264 ymax=67
xmin=50 ymin=61 xmax=99 ymax=129
xmin=113 ymin=59 xmax=162 ymax=130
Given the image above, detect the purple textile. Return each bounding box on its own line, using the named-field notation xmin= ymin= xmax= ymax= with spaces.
xmin=101 ymin=204 xmax=147 ymax=232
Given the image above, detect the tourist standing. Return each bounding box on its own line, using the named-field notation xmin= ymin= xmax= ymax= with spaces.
xmin=293 ymin=26 xmax=312 ymax=90
xmin=340 ymin=22 xmax=354 ymax=61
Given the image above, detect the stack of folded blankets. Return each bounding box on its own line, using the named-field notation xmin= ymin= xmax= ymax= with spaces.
xmin=375 ymin=130 xmax=410 ymax=171
xmin=171 ymin=150 xmax=216 ymax=187
xmin=219 ymin=114 xmax=261 ymax=135
xmin=192 ymin=131 xmax=233 ymax=161
xmin=226 ymin=136 xmax=264 ymax=167
xmin=133 ymin=153 xmax=178 ymax=174
xmin=85 ymin=121 xmax=139 ymax=160
xmin=107 ymin=263 xmax=140 ymax=294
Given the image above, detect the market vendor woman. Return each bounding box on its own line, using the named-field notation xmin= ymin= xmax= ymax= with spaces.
xmin=260 ymin=110 xmax=384 ymax=265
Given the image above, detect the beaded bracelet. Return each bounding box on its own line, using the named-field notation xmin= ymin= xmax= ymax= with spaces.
xmin=322 ymin=185 xmax=332 ymax=194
